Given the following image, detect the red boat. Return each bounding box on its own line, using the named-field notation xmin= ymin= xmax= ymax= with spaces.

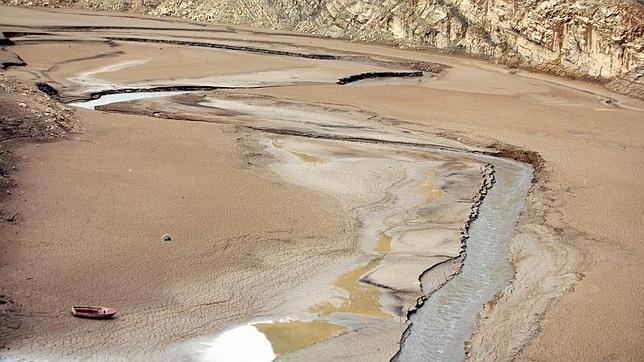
xmin=71 ymin=306 xmax=118 ymax=319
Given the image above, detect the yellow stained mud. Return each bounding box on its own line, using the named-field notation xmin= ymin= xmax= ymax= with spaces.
xmin=292 ymin=151 xmax=324 ymax=163
xmin=422 ymin=173 xmax=444 ymax=203
xmin=272 ymin=139 xmax=323 ymax=163
xmin=374 ymin=232 xmax=392 ymax=255
xmin=309 ymin=258 xmax=391 ymax=319
xmin=254 ymin=320 xmax=347 ymax=355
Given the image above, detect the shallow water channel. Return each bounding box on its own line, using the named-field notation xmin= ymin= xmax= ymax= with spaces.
xmin=396 ymin=156 xmax=532 ymax=362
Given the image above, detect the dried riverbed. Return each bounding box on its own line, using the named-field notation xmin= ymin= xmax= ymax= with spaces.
xmin=3 ymin=11 xmax=594 ymax=362
xmin=69 ymin=89 xmax=533 ymax=361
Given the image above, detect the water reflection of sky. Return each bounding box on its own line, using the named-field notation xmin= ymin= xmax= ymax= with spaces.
xmin=196 ymin=323 xmax=276 ymax=362
xmin=69 ymin=91 xmax=188 ymax=110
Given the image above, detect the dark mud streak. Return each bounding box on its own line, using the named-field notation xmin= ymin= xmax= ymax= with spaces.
xmin=107 ymin=36 xmax=339 ymax=60
xmin=42 ymin=69 xmax=429 ymax=102
xmin=55 ymin=51 xmax=126 ymax=67
xmin=2 ymin=31 xmax=51 ymax=39
xmin=2 ymin=30 xmax=447 ymax=74
xmin=337 ymin=71 xmax=424 ymax=85
xmin=37 ymin=25 xmax=237 ymax=34
xmin=0 ymin=55 xmax=26 ymax=70
xmin=1 ymin=32 xmax=15 ymax=46
xmin=63 ymin=84 xmax=327 ymax=103
xmin=35 ymin=82 xmax=58 ymax=96
xmin=89 ymin=85 xmax=229 ymax=98
xmin=10 ymin=38 xmax=119 ymax=48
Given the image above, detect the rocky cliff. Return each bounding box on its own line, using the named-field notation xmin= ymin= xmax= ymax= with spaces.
xmin=3 ymin=0 xmax=643 ymax=93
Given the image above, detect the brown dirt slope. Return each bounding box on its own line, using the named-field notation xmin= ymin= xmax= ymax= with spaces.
xmin=0 ymin=73 xmax=78 ymax=214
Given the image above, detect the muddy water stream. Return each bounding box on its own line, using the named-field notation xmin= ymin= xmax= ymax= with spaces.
xmin=71 ymin=91 xmax=532 ymax=362
xmin=396 ymin=157 xmax=532 ymax=362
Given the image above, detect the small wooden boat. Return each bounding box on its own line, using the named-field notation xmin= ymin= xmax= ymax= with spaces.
xmin=71 ymin=306 xmax=117 ymax=319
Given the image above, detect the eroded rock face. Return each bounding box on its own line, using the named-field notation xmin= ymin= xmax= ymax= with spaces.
xmin=3 ymin=0 xmax=643 ymax=82
xmin=607 ymin=65 xmax=644 ymax=98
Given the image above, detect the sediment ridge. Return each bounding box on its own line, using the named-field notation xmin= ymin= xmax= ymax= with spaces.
xmin=336 ymin=71 xmax=424 ymax=85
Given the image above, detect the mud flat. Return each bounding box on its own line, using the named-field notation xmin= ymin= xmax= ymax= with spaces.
xmin=65 ymin=89 xmax=531 ymax=361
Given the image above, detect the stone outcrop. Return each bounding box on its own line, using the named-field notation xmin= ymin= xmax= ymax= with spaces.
xmin=606 ymin=65 xmax=644 ymax=98
xmin=2 ymin=0 xmax=643 ymax=91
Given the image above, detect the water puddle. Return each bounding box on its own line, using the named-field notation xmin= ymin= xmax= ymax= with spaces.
xmin=193 ymin=319 xmax=346 ymax=361
xmin=254 ymin=320 xmax=347 ymax=355
xmin=69 ymin=91 xmax=188 ymax=110
xmin=309 ymin=257 xmax=391 ymax=319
